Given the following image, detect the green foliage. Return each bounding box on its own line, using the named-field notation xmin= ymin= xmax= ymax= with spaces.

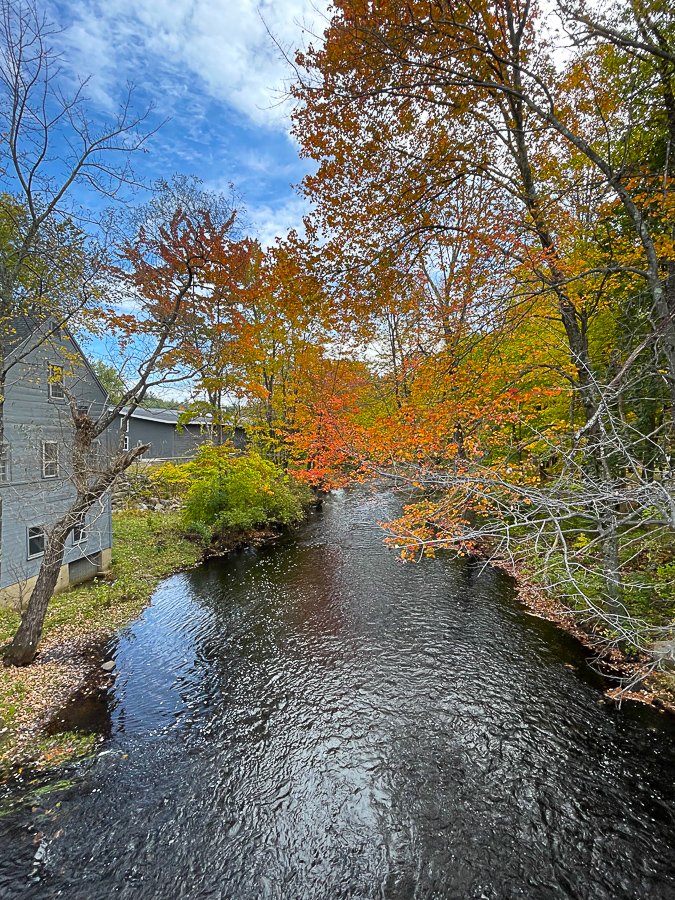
xmin=141 ymin=393 xmax=184 ymax=410
xmin=148 ymin=460 xmax=192 ymax=497
xmin=0 ymin=193 xmax=95 ymax=329
xmin=183 ymin=520 xmax=213 ymax=547
xmin=153 ymin=445 xmax=311 ymax=539
xmin=186 ymin=449 xmax=310 ymax=535
xmin=92 ymin=360 xmax=126 ymax=402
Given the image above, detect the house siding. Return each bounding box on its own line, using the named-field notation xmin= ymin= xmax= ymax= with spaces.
xmin=118 ymin=411 xmax=246 ymax=460
xmin=0 ymin=329 xmax=113 ymax=601
xmin=125 ymin=417 xmax=207 ymax=459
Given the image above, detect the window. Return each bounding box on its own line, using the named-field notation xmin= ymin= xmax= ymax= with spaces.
xmin=72 ymin=514 xmax=86 ymax=545
xmin=27 ymin=526 xmax=45 ymax=558
xmin=122 ymin=433 xmax=129 ymax=451
xmin=48 ymin=363 xmax=65 ymax=399
xmin=42 ymin=441 xmax=58 ymax=478
xmin=0 ymin=443 xmax=8 ymax=483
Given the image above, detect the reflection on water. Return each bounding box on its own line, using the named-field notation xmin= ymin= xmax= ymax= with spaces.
xmin=1 ymin=487 xmax=675 ymax=899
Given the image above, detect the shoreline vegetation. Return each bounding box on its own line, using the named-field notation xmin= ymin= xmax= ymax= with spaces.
xmin=0 ymin=460 xmax=672 ymax=783
xmin=0 ymin=447 xmax=316 ymax=782
xmin=497 ymin=559 xmax=675 ymax=715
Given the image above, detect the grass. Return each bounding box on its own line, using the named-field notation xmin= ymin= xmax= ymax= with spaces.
xmin=0 ymin=510 xmax=201 ymax=646
xmin=0 ymin=510 xmax=202 ymax=777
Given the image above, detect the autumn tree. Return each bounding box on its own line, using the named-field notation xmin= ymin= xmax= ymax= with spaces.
xmin=287 ymin=0 xmax=675 ymax=661
xmin=293 ymin=0 xmax=675 ymax=427
xmin=3 ymin=182 xmax=242 ymax=666
xmin=172 ymin=235 xmax=262 ymax=442
xmin=240 ymin=239 xmax=335 ymax=450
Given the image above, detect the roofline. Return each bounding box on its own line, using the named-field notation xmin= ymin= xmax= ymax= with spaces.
xmin=3 ymin=315 xmax=111 ymax=403
xmin=118 ymin=409 xmax=207 ymax=426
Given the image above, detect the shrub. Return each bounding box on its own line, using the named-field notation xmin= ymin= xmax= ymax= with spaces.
xmin=148 ymin=460 xmax=192 ymax=498
xmin=178 ymin=446 xmax=311 ymax=539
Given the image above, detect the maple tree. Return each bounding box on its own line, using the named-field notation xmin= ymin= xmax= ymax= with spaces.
xmin=283 ymin=0 xmax=675 ymax=660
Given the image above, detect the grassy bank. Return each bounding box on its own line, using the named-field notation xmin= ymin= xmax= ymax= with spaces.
xmin=0 ymin=510 xmax=202 ymax=777
xmin=0 ymin=448 xmax=315 ymax=780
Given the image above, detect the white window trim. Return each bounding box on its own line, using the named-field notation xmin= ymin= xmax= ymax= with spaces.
xmin=72 ymin=515 xmax=87 ymax=545
xmin=48 ymin=363 xmax=65 ymax=400
xmin=42 ymin=440 xmax=59 ymax=479
xmin=0 ymin=442 xmax=9 ymax=483
xmin=120 ymin=416 xmax=130 ymax=452
xmin=27 ymin=526 xmax=46 ymax=559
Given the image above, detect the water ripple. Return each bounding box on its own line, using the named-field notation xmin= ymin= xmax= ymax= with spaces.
xmin=1 ymin=487 xmax=675 ymax=899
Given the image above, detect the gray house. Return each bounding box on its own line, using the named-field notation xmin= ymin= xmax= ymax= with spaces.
xmin=0 ymin=321 xmax=113 ymax=606
xmin=118 ymin=407 xmax=247 ymax=460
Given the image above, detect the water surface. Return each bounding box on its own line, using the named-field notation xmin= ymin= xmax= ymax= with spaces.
xmin=1 ymin=487 xmax=674 ymax=899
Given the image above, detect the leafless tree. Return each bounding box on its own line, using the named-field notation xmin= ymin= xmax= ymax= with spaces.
xmin=0 ymin=0 xmax=158 ymax=438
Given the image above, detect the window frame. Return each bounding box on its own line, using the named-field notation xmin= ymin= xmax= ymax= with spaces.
xmin=71 ymin=514 xmax=87 ymax=545
xmin=0 ymin=442 xmax=9 ymax=483
xmin=47 ymin=363 xmax=65 ymax=400
xmin=27 ymin=526 xmax=46 ymax=559
xmin=42 ymin=440 xmax=59 ymax=479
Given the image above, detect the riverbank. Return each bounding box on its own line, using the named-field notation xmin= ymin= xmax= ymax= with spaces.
xmin=0 ymin=445 xmax=318 ymax=782
xmin=496 ymin=557 xmax=675 ymax=714
xmin=3 ymin=484 xmax=674 ymax=898
xmin=3 ymin=499 xmax=671 ymax=783
xmin=0 ymin=510 xmax=204 ymax=779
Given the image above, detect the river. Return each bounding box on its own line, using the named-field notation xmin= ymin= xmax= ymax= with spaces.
xmin=1 ymin=486 xmax=675 ymax=899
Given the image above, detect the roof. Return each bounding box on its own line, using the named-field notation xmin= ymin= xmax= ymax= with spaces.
xmin=118 ymin=407 xmax=247 ymax=430
xmin=119 ymin=407 xmax=209 ymax=426
xmin=3 ymin=316 xmax=110 ymax=402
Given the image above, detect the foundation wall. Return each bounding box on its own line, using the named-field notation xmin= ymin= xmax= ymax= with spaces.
xmin=0 ymin=553 xmax=109 ymax=609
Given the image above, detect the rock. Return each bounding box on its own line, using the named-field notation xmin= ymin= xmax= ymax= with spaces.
xmin=101 ymin=660 xmax=116 ymax=673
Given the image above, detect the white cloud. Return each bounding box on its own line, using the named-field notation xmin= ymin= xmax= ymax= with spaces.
xmin=248 ymin=193 xmax=309 ymax=247
xmin=55 ymin=0 xmax=330 ymax=131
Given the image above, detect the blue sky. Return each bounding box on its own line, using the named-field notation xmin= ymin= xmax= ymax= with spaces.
xmin=49 ymin=0 xmax=330 ymax=245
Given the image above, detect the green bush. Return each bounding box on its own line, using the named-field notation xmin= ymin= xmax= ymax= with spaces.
xmin=180 ymin=447 xmax=311 ymax=539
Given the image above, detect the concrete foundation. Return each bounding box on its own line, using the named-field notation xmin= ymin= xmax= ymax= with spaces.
xmin=0 ymin=551 xmax=110 ymax=609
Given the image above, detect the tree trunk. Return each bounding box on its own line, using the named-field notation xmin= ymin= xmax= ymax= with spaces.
xmin=3 ymin=521 xmax=69 ymax=666
xmin=504 ymin=88 xmax=598 ymax=427
xmin=3 ymin=436 xmax=150 ymax=667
